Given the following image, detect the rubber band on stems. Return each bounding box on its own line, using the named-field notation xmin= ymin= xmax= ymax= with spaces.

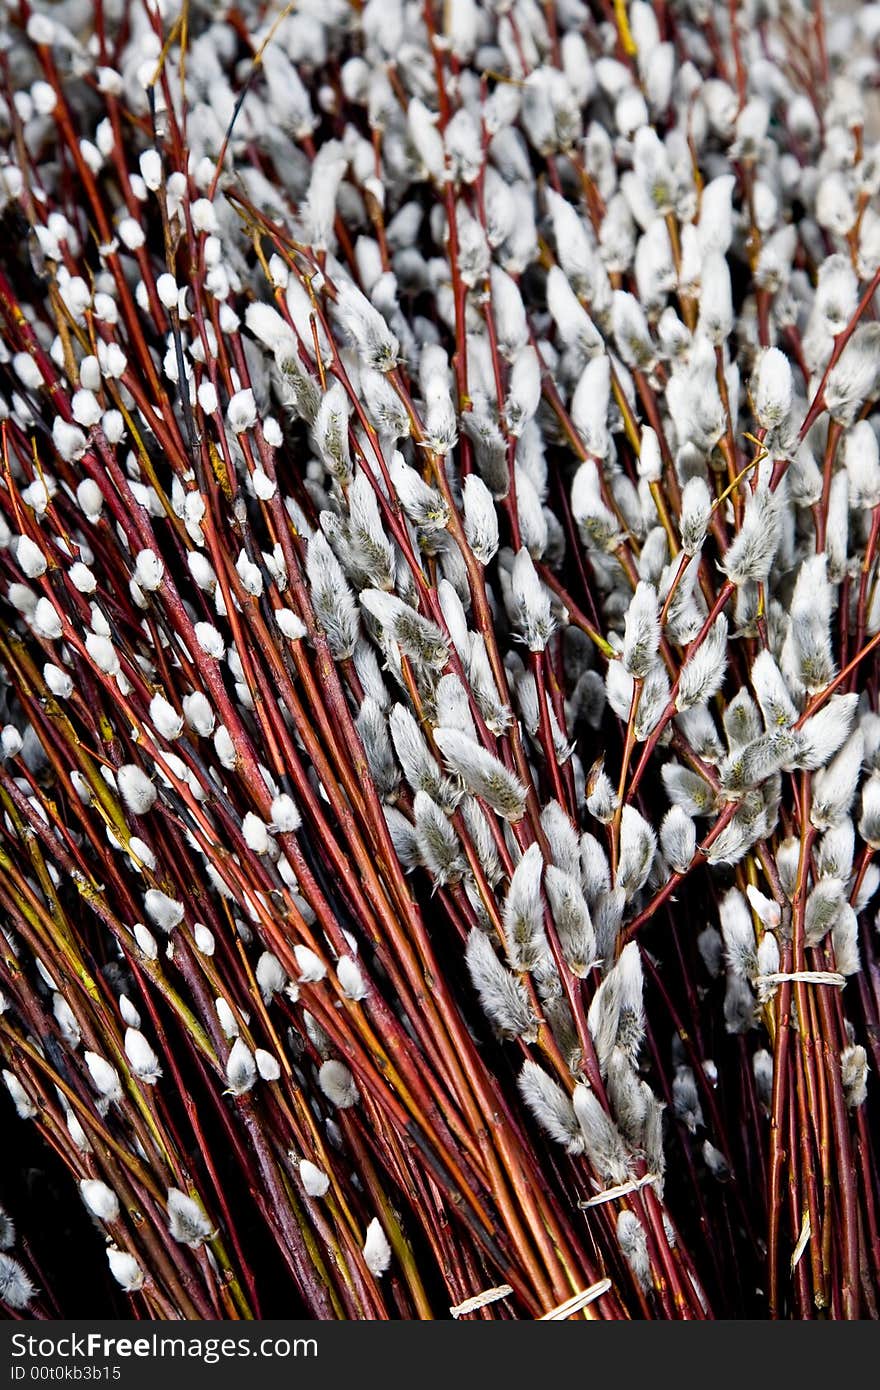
xmin=577 ymin=1171 xmax=661 ymax=1209
xmin=449 ymin=1284 xmax=513 ymax=1318
xmin=539 ymin=1279 xmax=613 ymax=1320
xmin=754 ymin=970 xmax=846 ymax=988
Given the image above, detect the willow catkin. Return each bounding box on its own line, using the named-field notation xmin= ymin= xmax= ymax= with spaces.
xmin=0 ymin=0 xmax=877 ymax=1324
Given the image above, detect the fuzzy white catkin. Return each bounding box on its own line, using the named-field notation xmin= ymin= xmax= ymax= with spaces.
xmin=167 ymin=1188 xmax=213 ymax=1247
xmin=214 ymin=726 xmax=237 ymax=769
xmin=407 ymin=99 xmax=446 ymax=181
xmin=389 ymin=453 xmax=448 ymax=529
xmin=294 ymin=945 xmax=326 ymax=982
xmin=275 ymin=608 xmax=306 ymax=641
xmin=198 ymin=381 xmax=218 ymax=413
xmin=465 ymin=929 xmax=537 ymax=1040
xmin=754 ymin=347 xmax=792 ymax=428
xmin=193 ymin=924 xmax=215 ymax=955
xmin=140 ymin=149 xmax=161 ymax=189
xmin=638 ymin=427 xmax=663 ymax=482
xmin=2 ymin=1070 xmax=36 ymax=1119
xmin=117 ymin=764 xmax=156 ymax=815
xmin=433 ymin=727 xmax=527 ymax=821
xmin=144 ymin=889 xmax=184 ymax=932
xmin=194 ymin=622 xmax=225 ymax=658
xmin=679 ymin=477 xmax=712 ymax=556
xmin=0 ymin=1254 xmax=35 ymax=1309
xmin=661 ymin=806 xmax=697 ymax=873
xmin=572 ymin=357 xmax=611 ymax=461
xmin=107 ymin=1247 xmax=144 ymax=1292
xmin=271 ymin=793 xmax=301 ymax=832
xmin=72 ymin=389 xmax=102 ymax=427
xmin=133 ymin=923 xmax=158 ymax=959
xmin=227 ymin=389 xmax=257 ymax=433
xmin=318 ymin=1059 xmax=359 ymax=1108
xmin=335 ymin=282 xmax=399 ymax=371
xmin=518 ymin=1061 xmax=583 ymax=1153
xmin=134 ymin=549 xmax=164 ymax=591
xmin=722 ymin=490 xmax=781 ymax=586
xmin=362 ymin=1218 xmax=392 ymax=1276
xmin=242 ymin=812 xmax=271 ymax=854
xmin=156 ymin=273 xmax=179 ymax=310
xmin=53 ymin=993 xmax=80 ymax=1047
xmin=16 ymin=535 xmax=46 ymax=577
xmin=462 ymin=474 xmax=500 ymax=562
xmin=77 ymin=479 xmax=104 ymax=521
xmin=33 ymin=597 xmax=63 ymax=640
xmin=622 ymin=583 xmax=660 ymax=678
xmin=80 ymin=1179 xmax=120 ymax=1222
xmin=616 ymin=806 xmax=656 ymax=900
xmin=844 ymin=421 xmax=880 ymax=508
xmin=676 ymin=615 xmax=728 ymax=711
xmin=149 ymin=694 xmax=184 ymax=740
xmin=503 ymin=842 xmax=546 ymax=970
xmin=119 ymin=995 xmax=141 ymax=1029
xmin=572 ymin=1083 xmax=630 ymax=1182
xmin=617 ymin=1211 xmax=651 ymax=1290
xmin=256 ymin=952 xmax=286 ymax=1003
xmin=698 ymin=252 xmax=733 ymax=343
xmin=506 ymin=347 xmax=542 ymax=435
xmin=84 ymin=1051 xmax=122 ymax=1102
xmin=509 ymin=548 xmax=554 ymax=651
xmin=225 ymin=1039 xmax=257 ymax=1095
xmin=255 ymin=1049 xmax=281 ymax=1082
xmin=124 ymin=1027 xmax=162 ymax=1083
xmin=182 ymin=691 xmax=215 ymax=736
xmin=299 ymin=1160 xmax=330 ymax=1198
xmin=337 ymin=955 xmax=367 ymax=1001
xmin=544 ymin=866 xmax=596 ymax=977
xmin=69 ymin=562 xmax=96 ymax=593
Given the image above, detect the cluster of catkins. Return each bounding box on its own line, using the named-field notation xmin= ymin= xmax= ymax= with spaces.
xmin=0 ymin=0 xmax=879 ymax=1320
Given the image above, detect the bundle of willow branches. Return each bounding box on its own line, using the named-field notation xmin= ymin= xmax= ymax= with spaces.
xmin=0 ymin=0 xmax=878 ymax=1322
